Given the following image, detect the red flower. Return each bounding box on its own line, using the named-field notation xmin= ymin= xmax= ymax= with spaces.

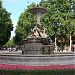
xmin=0 ymin=64 xmax=75 ymax=70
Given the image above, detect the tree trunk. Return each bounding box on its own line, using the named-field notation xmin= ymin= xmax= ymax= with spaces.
xmin=69 ymin=33 xmax=72 ymax=52
xmin=55 ymin=36 xmax=57 ymax=52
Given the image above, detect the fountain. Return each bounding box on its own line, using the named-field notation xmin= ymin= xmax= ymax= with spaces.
xmin=0 ymin=5 xmax=75 ymax=66
xmin=22 ymin=5 xmax=54 ymax=54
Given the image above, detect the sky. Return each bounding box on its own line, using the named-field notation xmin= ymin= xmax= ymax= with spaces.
xmin=2 ymin=0 xmax=41 ymax=39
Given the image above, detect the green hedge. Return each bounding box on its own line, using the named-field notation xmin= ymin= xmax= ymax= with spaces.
xmin=0 ymin=69 xmax=75 ymax=75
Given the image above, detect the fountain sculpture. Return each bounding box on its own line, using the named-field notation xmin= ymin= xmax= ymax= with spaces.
xmin=0 ymin=5 xmax=74 ymax=66
xmin=22 ymin=5 xmax=54 ymax=54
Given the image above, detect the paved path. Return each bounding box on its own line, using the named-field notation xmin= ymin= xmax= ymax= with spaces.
xmin=0 ymin=50 xmax=22 ymax=54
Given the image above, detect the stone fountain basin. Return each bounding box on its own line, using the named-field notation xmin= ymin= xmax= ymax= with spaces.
xmin=30 ymin=7 xmax=47 ymax=14
xmin=0 ymin=53 xmax=75 ymax=66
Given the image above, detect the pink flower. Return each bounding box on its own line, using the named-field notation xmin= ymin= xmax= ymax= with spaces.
xmin=0 ymin=63 xmax=75 ymax=70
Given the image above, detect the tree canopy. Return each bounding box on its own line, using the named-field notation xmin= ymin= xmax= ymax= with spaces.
xmin=14 ymin=2 xmax=36 ymax=45
xmin=40 ymin=0 xmax=75 ymax=42
xmin=0 ymin=0 xmax=13 ymax=47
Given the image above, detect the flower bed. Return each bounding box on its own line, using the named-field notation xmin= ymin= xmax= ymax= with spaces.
xmin=0 ymin=64 xmax=75 ymax=70
xmin=0 ymin=64 xmax=75 ymax=75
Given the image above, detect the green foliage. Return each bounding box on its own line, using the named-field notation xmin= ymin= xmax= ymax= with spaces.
xmin=14 ymin=3 xmax=36 ymax=45
xmin=40 ymin=0 xmax=75 ymax=42
xmin=4 ymin=39 xmax=16 ymax=47
xmin=0 ymin=69 xmax=75 ymax=75
xmin=0 ymin=0 xmax=13 ymax=47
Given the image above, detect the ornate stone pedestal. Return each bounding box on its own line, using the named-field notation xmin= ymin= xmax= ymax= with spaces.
xmin=22 ymin=38 xmax=54 ymax=55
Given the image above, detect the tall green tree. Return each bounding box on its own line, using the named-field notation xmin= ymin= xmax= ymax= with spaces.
xmin=40 ymin=0 xmax=75 ymax=51
xmin=40 ymin=0 xmax=75 ymax=42
xmin=40 ymin=0 xmax=75 ymax=39
xmin=39 ymin=0 xmax=63 ymax=51
xmin=14 ymin=3 xmax=36 ymax=45
xmin=0 ymin=0 xmax=13 ymax=47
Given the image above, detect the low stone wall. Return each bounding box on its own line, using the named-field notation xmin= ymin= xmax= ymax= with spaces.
xmin=0 ymin=54 xmax=75 ymax=66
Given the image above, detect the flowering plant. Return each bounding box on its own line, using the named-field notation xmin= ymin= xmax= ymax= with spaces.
xmin=0 ymin=64 xmax=75 ymax=70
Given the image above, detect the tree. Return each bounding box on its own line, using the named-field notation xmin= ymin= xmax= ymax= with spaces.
xmin=40 ymin=0 xmax=75 ymax=51
xmin=0 ymin=0 xmax=13 ymax=47
xmin=14 ymin=3 xmax=36 ymax=45
xmin=4 ymin=39 xmax=16 ymax=47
